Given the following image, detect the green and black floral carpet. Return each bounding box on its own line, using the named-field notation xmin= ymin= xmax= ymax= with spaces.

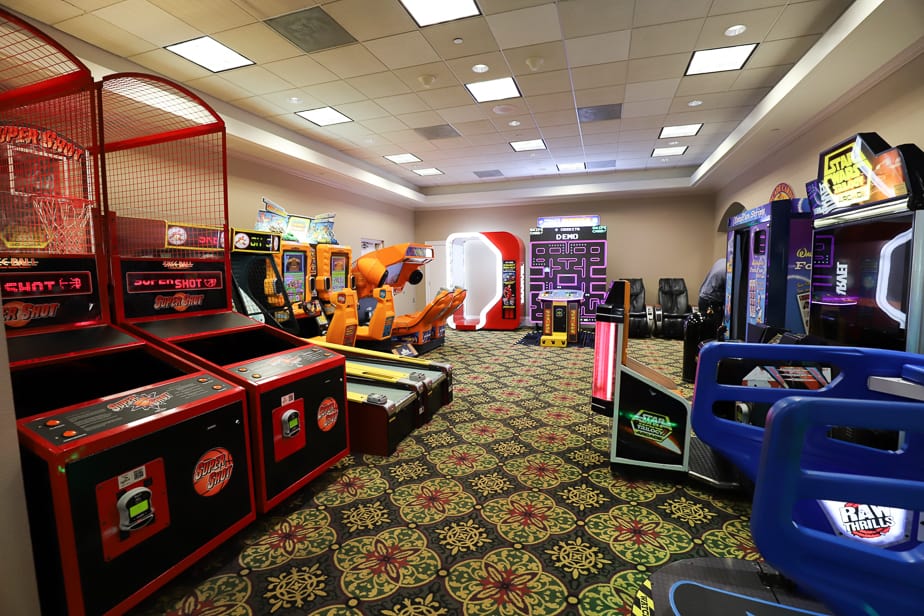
xmin=131 ymin=329 xmax=753 ymax=616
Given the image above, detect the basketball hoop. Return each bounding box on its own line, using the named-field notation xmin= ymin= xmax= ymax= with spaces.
xmin=33 ymin=196 xmax=93 ymax=254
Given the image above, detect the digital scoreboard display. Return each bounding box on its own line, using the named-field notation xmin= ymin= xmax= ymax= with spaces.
xmin=126 ymin=271 xmax=224 ymax=293
xmin=0 ymin=271 xmax=92 ymax=298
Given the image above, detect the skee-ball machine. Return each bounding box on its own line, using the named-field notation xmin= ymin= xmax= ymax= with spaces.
xmin=0 ymin=14 xmax=255 ymax=616
xmin=98 ymin=73 xmax=349 ymax=514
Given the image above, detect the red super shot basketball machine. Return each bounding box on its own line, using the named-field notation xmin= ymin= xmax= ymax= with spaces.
xmin=0 ymin=11 xmax=254 ymax=616
xmin=97 ymin=74 xmax=350 ymax=515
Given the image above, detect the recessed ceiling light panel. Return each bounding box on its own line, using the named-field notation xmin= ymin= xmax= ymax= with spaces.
xmin=296 ymin=107 xmax=353 ymax=126
xmin=413 ymin=167 xmax=443 ymax=176
xmin=510 ymin=139 xmax=546 ymax=152
xmin=165 ymin=36 xmax=253 ymax=72
xmin=659 ymin=123 xmax=703 ymax=138
xmin=557 ymin=162 xmax=586 ymax=172
xmin=725 ymin=24 xmax=747 ymax=37
xmin=686 ymin=43 xmax=757 ymax=75
xmin=399 ymin=0 xmax=480 ymax=27
xmin=465 ymin=77 xmax=521 ymax=103
xmin=652 ymin=146 xmax=688 ymax=157
xmin=384 ymin=153 xmax=421 ymax=164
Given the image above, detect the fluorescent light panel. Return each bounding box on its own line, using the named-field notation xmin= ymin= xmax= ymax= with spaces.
xmin=385 ymin=153 xmax=421 ymax=164
xmin=510 ymin=139 xmax=546 ymax=152
xmin=166 ymin=36 xmax=253 ymax=72
xmin=296 ymin=107 xmax=352 ymax=126
xmin=413 ymin=168 xmax=443 ymax=176
xmin=399 ymin=0 xmax=480 ymax=27
xmin=686 ymin=43 xmax=757 ymax=75
xmin=660 ymin=123 xmax=702 ymax=138
xmin=557 ymin=162 xmax=586 ymax=172
xmin=465 ymin=77 xmax=521 ymax=103
xmin=652 ymin=146 xmax=688 ymax=157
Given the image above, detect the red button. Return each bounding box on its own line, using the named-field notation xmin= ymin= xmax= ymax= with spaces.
xmin=62 ymin=430 xmax=78 ymax=438
xmin=45 ymin=419 xmax=61 ymax=427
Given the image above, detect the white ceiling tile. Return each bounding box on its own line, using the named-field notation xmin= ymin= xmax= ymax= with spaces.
xmin=633 ymin=0 xmax=711 ymax=27
xmin=347 ymin=72 xmax=411 ymax=98
xmin=565 ymin=31 xmax=631 ymax=67
xmin=629 ymin=19 xmax=704 ymax=59
xmin=150 ymin=0 xmax=256 ymax=32
xmin=445 ymin=52 xmax=509 ymax=82
xmin=767 ymin=0 xmax=854 ymax=40
xmin=558 ymin=0 xmax=633 ymax=38
xmin=212 ymin=23 xmax=302 ymax=64
xmin=324 ymin=122 xmax=374 ymax=139
xmin=364 ymin=31 xmax=440 ymax=69
xmin=452 ymin=120 xmax=499 ymax=136
xmin=392 ymin=62 xmax=458 ymax=92
xmin=263 ymin=56 xmax=339 ymax=87
xmin=531 ymin=109 xmax=579 ymax=126
xmin=731 ymin=64 xmax=791 ymax=90
xmin=376 ymin=92 xmax=429 ymax=114
xmin=579 ymin=119 xmax=621 ymax=134
xmin=56 ymin=13 xmax=156 ymax=56
xmin=571 ymin=62 xmax=628 ymax=89
xmin=516 ymin=70 xmax=573 ymax=96
xmin=66 ymin=0 xmax=122 ymax=9
xmin=527 ymin=91 xmax=575 ymax=113
xmin=231 ymin=95 xmax=290 ymax=117
xmin=436 ymin=105 xmax=490 ymax=123
xmin=695 ymin=7 xmax=783 ymax=49
xmin=626 ymin=53 xmax=690 ymax=81
xmin=675 ymin=72 xmax=739 ymax=96
xmin=574 ymin=85 xmax=625 ymax=107
xmin=621 ymin=97 xmax=672 ymax=118
xmin=187 ymin=74 xmax=253 ymax=100
xmin=261 ymin=88 xmax=324 ymax=110
xmin=229 ymin=0 xmax=315 ymax=20
xmin=418 ymin=86 xmax=478 ymax=109
xmin=337 ymin=99 xmax=389 ymax=120
xmin=1 ymin=0 xmax=82 ymax=24
xmin=307 ymin=80 xmax=367 ymax=105
xmin=540 ymin=123 xmax=580 ymax=138
xmin=748 ymin=35 xmax=820 ymax=68
xmin=421 ymin=16 xmax=499 ymax=60
xmin=624 ymin=78 xmax=681 ymax=102
xmin=504 ymin=42 xmax=569 ymax=75
xmin=361 ymin=116 xmax=409 ymax=133
xmin=312 ymin=43 xmax=388 ymax=78
xmin=93 ymin=0 xmax=201 ymax=46
xmin=396 ymin=110 xmax=446 ymax=128
xmin=323 ymin=0 xmax=416 ymax=41
xmin=486 ymin=4 xmax=561 ymax=49
xmin=222 ymin=65 xmax=292 ymax=95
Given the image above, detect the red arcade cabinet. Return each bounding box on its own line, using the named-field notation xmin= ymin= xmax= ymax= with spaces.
xmin=0 ymin=12 xmax=254 ymax=616
xmin=98 ymin=73 xmax=349 ymax=515
xmin=446 ymin=231 xmax=524 ymax=330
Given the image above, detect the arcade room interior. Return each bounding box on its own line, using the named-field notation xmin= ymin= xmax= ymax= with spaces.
xmin=2 ymin=1 xmax=923 ymax=615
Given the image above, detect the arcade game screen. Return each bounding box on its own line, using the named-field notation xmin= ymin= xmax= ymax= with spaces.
xmin=330 ymin=254 xmax=347 ymax=291
xmin=810 ymin=215 xmax=911 ymax=350
xmin=282 ymin=249 xmax=306 ymax=304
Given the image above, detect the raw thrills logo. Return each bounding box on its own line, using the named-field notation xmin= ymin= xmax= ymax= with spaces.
xmin=839 ymin=502 xmax=893 ymax=538
xmin=836 ymin=261 xmax=848 ymax=295
xmin=193 ymin=447 xmax=233 ymax=497
xmin=107 ymin=391 xmax=173 ymax=413
xmin=153 ymin=292 xmax=204 ymax=312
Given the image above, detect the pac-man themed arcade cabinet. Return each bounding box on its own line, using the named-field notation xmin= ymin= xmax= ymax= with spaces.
xmin=808 ymin=132 xmax=924 ymax=352
xmin=0 ymin=12 xmax=254 ymax=616
xmin=98 ymin=73 xmax=348 ymax=515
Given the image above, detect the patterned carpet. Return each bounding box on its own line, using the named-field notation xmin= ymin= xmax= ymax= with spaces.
xmin=131 ymin=328 xmax=753 ymax=616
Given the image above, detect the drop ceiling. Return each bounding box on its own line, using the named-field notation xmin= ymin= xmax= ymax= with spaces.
xmin=6 ymin=0 xmax=924 ymax=208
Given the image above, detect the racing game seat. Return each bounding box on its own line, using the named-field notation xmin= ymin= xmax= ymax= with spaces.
xmin=658 ymin=277 xmax=690 ymax=339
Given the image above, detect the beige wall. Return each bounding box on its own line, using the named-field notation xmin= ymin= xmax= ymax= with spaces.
xmin=712 ymin=50 xmax=924 ymax=255
xmin=415 ymin=194 xmax=717 ymax=307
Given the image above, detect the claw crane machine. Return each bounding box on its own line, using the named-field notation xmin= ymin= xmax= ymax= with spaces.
xmin=0 ymin=10 xmax=253 ymax=616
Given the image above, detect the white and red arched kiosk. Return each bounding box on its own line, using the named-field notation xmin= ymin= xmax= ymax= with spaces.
xmin=446 ymin=231 xmax=524 ymax=330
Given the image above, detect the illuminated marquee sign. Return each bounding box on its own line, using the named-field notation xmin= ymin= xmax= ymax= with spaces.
xmin=126 ymin=271 xmax=223 ymax=294
xmin=0 ymin=271 xmax=92 ymax=298
xmin=0 ymin=125 xmax=86 ymax=160
xmin=230 ymin=228 xmax=281 ymax=253
xmin=165 ymin=223 xmax=224 ymax=251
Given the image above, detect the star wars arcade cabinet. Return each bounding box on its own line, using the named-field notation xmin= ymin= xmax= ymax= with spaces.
xmin=0 ymin=13 xmax=254 ymax=616
xmin=808 ymin=132 xmax=924 ymax=353
xmin=98 ymin=73 xmax=348 ymax=515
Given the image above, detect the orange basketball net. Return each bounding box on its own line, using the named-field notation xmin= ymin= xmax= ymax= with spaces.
xmin=33 ymin=195 xmax=93 ymax=254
